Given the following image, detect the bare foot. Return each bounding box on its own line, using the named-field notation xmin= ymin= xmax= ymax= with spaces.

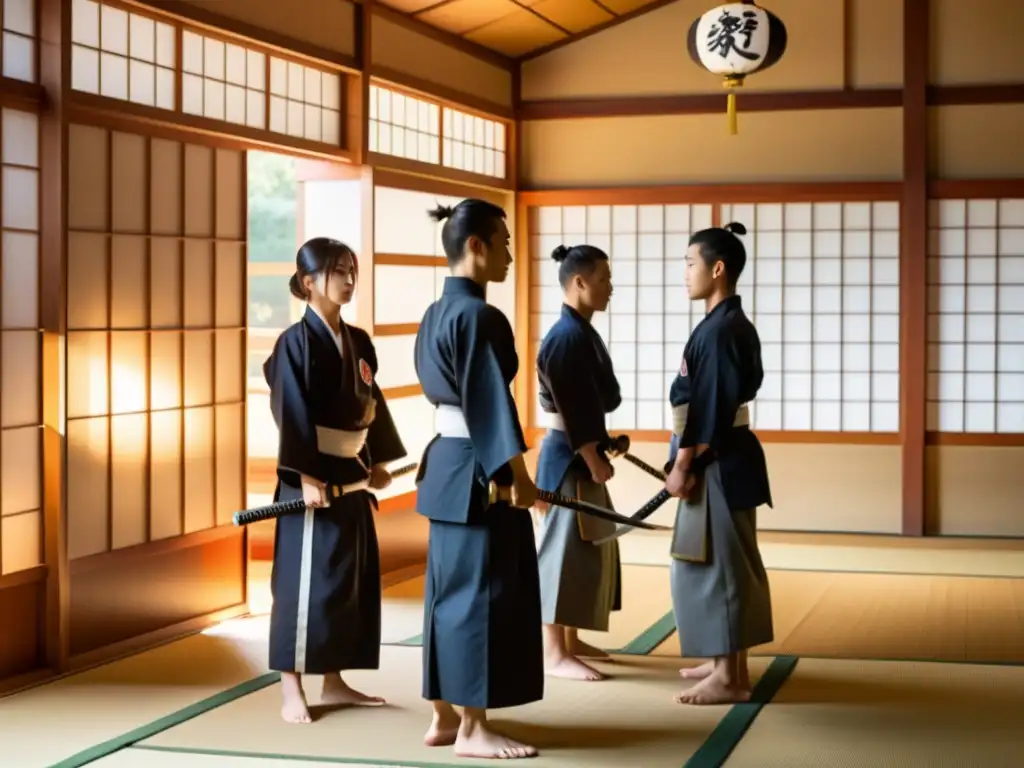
xmin=455 ymin=725 xmax=538 ymax=760
xmin=568 ymin=637 xmax=610 ymax=660
xmin=674 ymin=674 xmax=751 ymax=706
xmin=679 ymin=660 xmax=715 ymax=680
xmin=738 ymin=665 xmax=752 ymax=692
xmin=320 ymin=675 xmax=386 ymax=707
xmin=545 ymin=654 xmax=605 ymax=681
xmin=281 ymin=688 xmax=312 ymax=724
xmin=424 ymin=705 xmax=461 ymax=747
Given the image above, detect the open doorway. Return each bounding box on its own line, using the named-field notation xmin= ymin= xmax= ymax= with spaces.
xmin=245 ymin=151 xmax=301 ymax=578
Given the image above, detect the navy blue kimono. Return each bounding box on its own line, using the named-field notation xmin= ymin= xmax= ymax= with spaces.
xmin=265 ymin=305 xmax=406 ymax=675
xmin=535 ymin=304 xmax=623 ymax=629
xmin=670 ymin=295 xmax=771 ymax=511
xmin=413 ymin=276 xmax=543 ymax=710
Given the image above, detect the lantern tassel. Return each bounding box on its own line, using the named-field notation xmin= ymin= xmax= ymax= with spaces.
xmin=723 ymin=76 xmax=743 ymax=136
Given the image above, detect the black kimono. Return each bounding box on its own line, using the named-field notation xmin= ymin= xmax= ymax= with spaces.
xmin=535 ymin=304 xmax=622 ymax=632
xmin=666 ymin=295 xmax=774 ymax=658
xmin=265 ymin=305 xmax=406 ymax=674
xmin=413 ymin=276 xmax=543 ymax=710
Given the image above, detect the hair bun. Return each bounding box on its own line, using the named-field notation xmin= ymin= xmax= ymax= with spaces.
xmin=550 ymin=245 xmax=571 ymax=263
xmin=724 ymin=221 xmax=747 ymax=236
xmin=428 ymin=204 xmax=455 ymax=223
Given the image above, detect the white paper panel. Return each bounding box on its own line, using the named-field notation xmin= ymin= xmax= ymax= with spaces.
xmin=372 ymin=333 xmax=418 ymax=390
xmin=374 ymin=265 xmax=438 ymax=325
xmin=926 ymin=197 xmax=1024 ymax=433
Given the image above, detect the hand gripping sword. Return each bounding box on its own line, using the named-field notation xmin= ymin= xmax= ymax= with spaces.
xmin=231 ymin=461 xmax=418 ymax=526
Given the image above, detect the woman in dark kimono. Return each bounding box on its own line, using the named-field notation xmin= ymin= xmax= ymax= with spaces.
xmin=265 ymin=237 xmax=407 ymax=724
xmin=414 ymin=199 xmax=541 ymax=760
xmin=535 ymin=243 xmax=622 ymax=682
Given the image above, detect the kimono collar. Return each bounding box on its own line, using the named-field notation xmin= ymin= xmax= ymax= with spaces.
xmin=560 ymin=303 xmax=592 ymax=326
xmin=443 ymin=276 xmax=486 ymax=300
xmin=707 ymin=294 xmax=742 ymax=319
xmin=305 ymin=303 xmax=344 ymax=356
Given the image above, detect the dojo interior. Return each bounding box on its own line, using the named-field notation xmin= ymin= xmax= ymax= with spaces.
xmin=2 ymin=0 xmax=1023 ymax=765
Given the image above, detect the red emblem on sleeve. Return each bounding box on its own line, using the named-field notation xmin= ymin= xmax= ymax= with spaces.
xmin=679 ymin=358 xmax=688 ymax=377
xmin=359 ymin=358 xmax=373 ymax=386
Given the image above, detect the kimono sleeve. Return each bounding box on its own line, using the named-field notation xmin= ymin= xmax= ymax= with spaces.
xmin=680 ymin=329 xmax=745 ymax=449
xmin=264 ymin=329 xmax=324 ymax=482
xmin=541 ymin=334 xmax=608 ymax=451
xmin=360 ymin=336 xmax=408 ymax=466
xmin=459 ymin=306 xmax=527 ymax=479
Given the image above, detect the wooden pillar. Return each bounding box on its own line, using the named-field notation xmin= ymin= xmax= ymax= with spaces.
xmin=511 ymin=64 xmax=532 ymax=437
xmin=899 ymin=0 xmax=929 ymax=535
xmin=39 ymin=0 xmax=71 ymax=671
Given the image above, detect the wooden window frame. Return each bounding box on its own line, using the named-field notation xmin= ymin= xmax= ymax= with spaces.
xmin=367 ymin=77 xmax=514 ymax=192
xmin=67 ymin=0 xmax=359 ymax=163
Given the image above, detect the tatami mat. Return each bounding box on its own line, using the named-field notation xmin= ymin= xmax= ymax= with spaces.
xmin=0 ymin=625 xmax=268 ymax=768
xmin=653 ymin=569 xmax=1024 ymax=664
xmin=618 ymin=529 xmax=1024 ymax=577
xmin=385 ymin=563 xmax=675 ymax=653
xmin=724 ymin=658 xmax=1024 ymax=768
xmin=93 ymin=747 xmax=387 ymax=767
xmin=138 ymin=645 xmax=770 ymax=768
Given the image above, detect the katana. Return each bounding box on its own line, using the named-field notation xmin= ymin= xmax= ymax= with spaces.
xmin=592 ymin=489 xmax=675 ymax=545
xmin=232 ymin=461 xmax=418 ymax=526
xmin=489 ymin=483 xmax=671 ymax=532
xmin=605 ymin=434 xmax=669 ymax=482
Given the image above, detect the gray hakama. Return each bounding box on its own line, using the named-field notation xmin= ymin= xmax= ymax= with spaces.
xmin=536 ymin=463 xmax=620 ymax=632
xmin=534 ymin=304 xmax=624 ymax=632
xmin=666 ymin=294 xmax=774 ymax=658
xmin=670 ymin=462 xmax=773 ymax=657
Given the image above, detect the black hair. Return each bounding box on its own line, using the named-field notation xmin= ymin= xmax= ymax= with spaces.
xmin=688 ymin=222 xmax=748 ymax=285
xmin=550 ymin=244 xmax=609 ymax=289
xmin=427 ymin=198 xmax=507 ymax=266
xmin=288 ymin=237 xmax=358 ymax=300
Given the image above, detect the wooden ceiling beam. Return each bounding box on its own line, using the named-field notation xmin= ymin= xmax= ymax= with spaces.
xmin=370 ymin=2 xmax=516 ymax=70
xmin=515 ymin=83 xmax=1024 ymax=121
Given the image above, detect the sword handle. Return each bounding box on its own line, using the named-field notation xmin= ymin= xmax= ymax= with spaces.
xmin=622 ymin=452 xmax=667 ymax=481
xmin=389 ymin=462 xmax=418 ymax=478
xmin=634 ymin=489 xmax=672 ymax=520
xmin=232 ymin=484 xmax=343 ymax=526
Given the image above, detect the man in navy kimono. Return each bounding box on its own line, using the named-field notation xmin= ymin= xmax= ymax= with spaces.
xmin=414 ymin=198 xmax=542 ymax=760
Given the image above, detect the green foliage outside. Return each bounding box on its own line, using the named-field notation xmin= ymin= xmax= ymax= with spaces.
xmin=247 ymin=152 xmax=297 ymax=330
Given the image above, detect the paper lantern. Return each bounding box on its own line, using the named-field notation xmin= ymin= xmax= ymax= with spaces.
xmin=687 ymin=2 xmax=787 ymax=135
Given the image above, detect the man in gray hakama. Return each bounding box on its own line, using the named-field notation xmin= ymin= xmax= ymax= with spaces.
xmin=534 ymin=244 xmax=623 ymax=681
xmin=664 ymin=222 xmax=774 ymax=706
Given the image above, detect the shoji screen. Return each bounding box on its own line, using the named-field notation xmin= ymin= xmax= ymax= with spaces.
xmin=1 ymin=107 xmax=41 ymax=577
xmin=65 ymin=125 xmax=246 ymax=560
xmin=721 ymin=201 xmax=901 ymax=433
xmin=527 ymin=200 xmax=901 ymax=436
xmin=927 ymin=198 xmax=1024 ymax=433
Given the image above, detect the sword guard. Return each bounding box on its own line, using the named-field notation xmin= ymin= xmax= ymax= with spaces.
xmin=605 ymin=434 xmax=631 ymax=458
xmin=487 ymin=481 xmax=513 ymax=506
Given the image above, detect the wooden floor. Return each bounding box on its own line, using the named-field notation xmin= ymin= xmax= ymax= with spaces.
xmin=3 ymin=532 xmax=1023 ymax=768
